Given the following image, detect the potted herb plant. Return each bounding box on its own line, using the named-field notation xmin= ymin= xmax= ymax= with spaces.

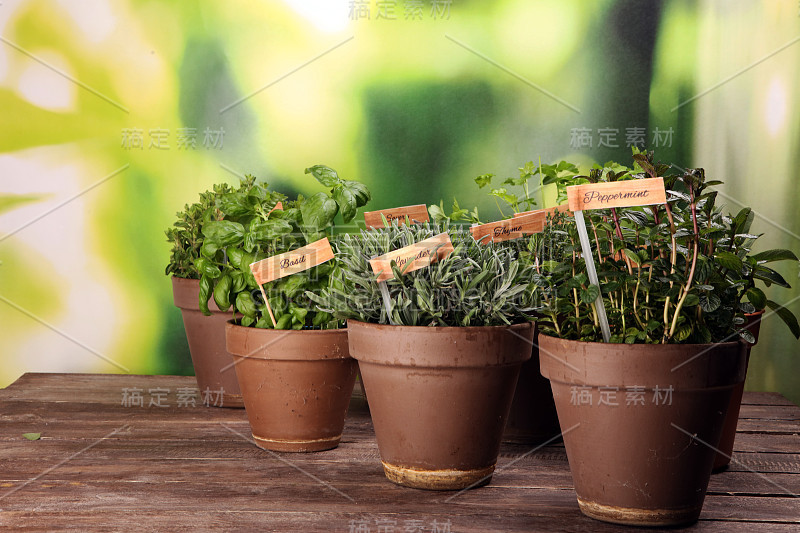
xmin=204 ymin=165 xmax=371 ymax=452
xmin=534 ymin=152 xmax=799 ymax=526
xmin=309 ymin=222 xmax=537 ymax=490
xmin=166 ymin=178 xmax=283 ymax=407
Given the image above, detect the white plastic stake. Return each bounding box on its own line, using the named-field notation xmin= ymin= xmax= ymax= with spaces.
xmin=573 ymin=210 xmax=611 ymax=343
xmin=377 ymin=279 xmax=397 ymax=326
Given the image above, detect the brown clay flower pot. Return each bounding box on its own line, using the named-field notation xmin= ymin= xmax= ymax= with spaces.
xmin=503 ymin=324 xmax=562 ymax=444
xmin=225 ymin=322 xmax=357 ymax=452
xmin=713 ymin=310 xmax=764 ymax=472
xmin=171 ymin=277 xmax=243 ymax=408
xmin=539 ymin=334 xmax=747 ymax=527
xmin=347 ymin=319 xmax=534 ymax=491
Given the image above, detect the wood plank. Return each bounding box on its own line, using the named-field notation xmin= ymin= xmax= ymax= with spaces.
xmin=742 ymin=392 xmax=797 ymax=407
xmin=2 ymin=373 xmax=799 ymax=531
xmin=731 ymin=433 xmax=800 ymax=454
xmin=739 ymin=405 xmax=800 ymax=421
xmin=2 ymin=512 xmax=798 ymax=533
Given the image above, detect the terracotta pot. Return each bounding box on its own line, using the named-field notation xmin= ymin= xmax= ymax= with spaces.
xmin=539 ymin=334 xmax=747 ymax=527
xmin=171 ymin=277 xmax=243 ymax=408
xmin=713 ymin=310 xmax=765 ymax=472
xmin=347 ymin=319 xmax=533 ymax=490
xmin=225 ymin=322 xmax=357 ymax=452
xmin=503 ymin=324 xmax=562 ymax=444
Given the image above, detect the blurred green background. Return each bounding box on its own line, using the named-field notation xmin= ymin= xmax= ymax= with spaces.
xmin=1 ymin=0 xmax=799 ymax=403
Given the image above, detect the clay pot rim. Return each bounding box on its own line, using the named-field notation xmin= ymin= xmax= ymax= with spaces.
xmin=538 ymin=332 xmax=747 ymax=389
xmin=537 ymin=331 xmax=743 ymax=351
xmin=226 ymin=319 xmax=346 ymax=335
xmin=225 ymin=320 xmax=350 ymax=361
xmin=347 ymin=318 xmax=534 ymax=333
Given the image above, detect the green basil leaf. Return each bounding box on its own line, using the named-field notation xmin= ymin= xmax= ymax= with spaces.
xmin=235 ymin=291 xmax=257 ymax=317
xmin=200 ymin=239 xmax=219 ymax=259
xmin=227 ymin=247 xmax=244 ymax=269
xmin=332 ymin=185 xmax=357 ymax=223
xmin=305 ymin=165 xmax=341 ymax=188
xmin=194 ymin=257 xmax=221 ymax=279
xmin=199 ymin=276 xmax=212 ymax=315
xmin=202 ymin=220 xmax=245 ymax=246
xmin=250 ymin=219 xmax=293 ymax=241
xmin=276 ymin=313 xmax=293 ymax=330
xmin=300 ymin=192 xmax=338 ymax=232
xmin=341 ymin=180 xmax=371 ymax=208
xmin=213 ymin=273 xmax=232 ymax=311
xmin=217 ymin=193 xmax=251 ymax=217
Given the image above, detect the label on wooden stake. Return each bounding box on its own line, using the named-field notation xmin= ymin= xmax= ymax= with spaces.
xmin=567 ymin=177 xmax=666 ymax=211
xmin=369 ymin=232 xmax=454 ymax=282
xmin=250 ymin=238 xmax=334 ymax=285
xmin=364 ymin=204 xmax=429 ymax=228
xmin=470 ymin=212 xmax=545 ymax=244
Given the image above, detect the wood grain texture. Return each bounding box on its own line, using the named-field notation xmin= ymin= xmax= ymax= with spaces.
xmin=470 ymin=212 xmax=545 ymax=244
xmin=249 ymin=237 xmax=334 ymax=285
xmin=363 ymin=204 xmax=430 ymax=228
xmin=566 ymin=177 xmax=667 ymax=211
xmin=0 ymin=374 xmax=798 ymax=532
xmin=368 ymin=232 xmax=454 ymax=282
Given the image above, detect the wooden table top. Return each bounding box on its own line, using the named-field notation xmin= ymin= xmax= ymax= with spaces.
xmin=1 ymin=373 xmax=798 ymax=532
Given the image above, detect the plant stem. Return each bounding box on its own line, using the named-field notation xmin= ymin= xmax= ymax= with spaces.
xmin=668 ymin=184 xmax=701 ymax=339
xmin=539 ymin=156 xmax=546 ymax=209
xmin=661 ymin=202 xmax=678 ymax=343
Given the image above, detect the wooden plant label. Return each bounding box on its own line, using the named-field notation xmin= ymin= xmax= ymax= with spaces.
xmin=369 ymin=232 xmax=454 ymax=282
xmin=470 ymin=212 xmax=546 ymax=244
xmin=514 ymin=204 xmax=571 ymax=218
xmin=567 ymin=177 xmax=666 ymax=211
xmin=250 ymin=237 xmax=334 ymax=285
xmin=364 ymin=204 xmax=429 ymax=228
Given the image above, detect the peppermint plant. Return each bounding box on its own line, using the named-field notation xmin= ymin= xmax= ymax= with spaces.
xmin=533 ymin=152 xmax=799 ymax=344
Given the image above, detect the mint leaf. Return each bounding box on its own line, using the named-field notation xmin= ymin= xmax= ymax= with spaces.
xmin=23 ymin=433 xmax=41 ymax=441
